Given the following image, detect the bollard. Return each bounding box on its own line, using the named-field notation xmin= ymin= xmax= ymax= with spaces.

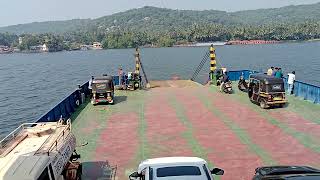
xmin=76 ymin=84 xmax=82 ymax=105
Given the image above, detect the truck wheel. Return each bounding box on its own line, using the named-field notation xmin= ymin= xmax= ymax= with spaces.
xmin=259 ymin=99 xmax=268 ymax=109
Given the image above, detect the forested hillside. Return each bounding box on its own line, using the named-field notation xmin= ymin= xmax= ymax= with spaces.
xmin=1 ymin=3 xmax=319 ymax=34
xmin=0 ymin=3 xmax=320 ymax=50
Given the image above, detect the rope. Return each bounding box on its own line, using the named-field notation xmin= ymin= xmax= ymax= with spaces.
xmin=190 ymin=51 xmax=210 ymax=81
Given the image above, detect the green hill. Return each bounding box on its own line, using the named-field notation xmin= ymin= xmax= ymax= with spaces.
xmin=1 ymin=3 xmax=319 ymax=34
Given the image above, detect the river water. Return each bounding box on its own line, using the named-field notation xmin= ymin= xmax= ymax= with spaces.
xmin=0 ymin=42 xmax=319 ymax=138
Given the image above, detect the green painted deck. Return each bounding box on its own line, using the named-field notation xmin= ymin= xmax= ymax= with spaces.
xmin=71 ymin=80 xmax=320 ymax=180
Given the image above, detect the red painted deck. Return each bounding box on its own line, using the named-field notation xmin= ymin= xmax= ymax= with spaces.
xmin=71 ymin=80 xmax=320 ymax=180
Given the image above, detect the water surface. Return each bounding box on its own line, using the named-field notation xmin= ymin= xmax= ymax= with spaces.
xmin=0 ymin=42 xmax=319 ymax=138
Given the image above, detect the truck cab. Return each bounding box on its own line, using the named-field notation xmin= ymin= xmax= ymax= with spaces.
xmin=129 ymin=157 xmax=224 ymax=180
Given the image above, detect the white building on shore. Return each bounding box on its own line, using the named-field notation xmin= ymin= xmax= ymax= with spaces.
xmin=30 ymin=44 xmax=48 ymax=52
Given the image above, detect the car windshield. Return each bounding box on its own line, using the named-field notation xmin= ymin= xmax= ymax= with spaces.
xmin=156 ymin=166 xmax=201 ymax=177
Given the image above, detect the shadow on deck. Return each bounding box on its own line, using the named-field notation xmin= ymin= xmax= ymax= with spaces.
xmin=81 ymin=161 xmax=117 ymax=180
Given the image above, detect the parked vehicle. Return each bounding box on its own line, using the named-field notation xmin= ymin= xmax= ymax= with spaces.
xmin=91 ymin=76 xmax=115 ymax=105
xmin=253 ymin=166 xmax=320 ymax=180
xmin=129 ymin=157 xmax=224 ymax=180
xmin=248 ymin=73 xmax=286 ymax=109
xmin=214 ymin=69 xmax=224 ymax=86
xmin=127 ymin=72 xmax=141 ymax=91
xmin=0 ymin=120 xmax=82 ymax=180
xmin=238 ymin=74 xmax=248 ymax=92
xmin=222 ymin=81 xmax=233 ymax=94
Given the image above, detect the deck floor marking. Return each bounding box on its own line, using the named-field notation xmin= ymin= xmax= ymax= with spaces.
xmin=72 ymin=101 xmax=117 ymax=180
xmin=174 ymin=88 xmax=265 ymax=180
xmin=95 ymin=112 xmax=139 ymax=180
xmin=269 ymin=110 xmax=320 ymax=139
xmin=168 ymin=90 xmax=210 ymax=159
xmin=136 ymin=96 xmax=150 ymax=162
xmin=72 ymin=102 xmax=113 ymax=161
xmin=207 ymin=87 xmax=320 ymax=167
xmin=285 ymin=95 xmax=320 ymax=125
xmin=229 ymin=89 xmax=320 ymax=154
xmin=144 ymin=88 xmax=193 ymax=158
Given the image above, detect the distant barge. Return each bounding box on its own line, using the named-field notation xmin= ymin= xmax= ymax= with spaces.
xmin=226 ymin=40 xmax=281 ymax=45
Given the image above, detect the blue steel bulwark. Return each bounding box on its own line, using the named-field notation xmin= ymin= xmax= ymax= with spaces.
xmin=293 ymin=80 xmax=320 ymax=103
xmin=36 ymin=82 xmax=89 ymax=122
xmin=282 ymin=77 xmax=320 ymax=104
xmin=228 ymin=70 xmax=257 ymax=81
xmin=36 ymin=76 xmax=123 ymax=123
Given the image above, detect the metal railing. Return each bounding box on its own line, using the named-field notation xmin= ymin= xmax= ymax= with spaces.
xmin=35 ymin=120 xmax=71 ymax=156
xmin=283 ymin=77 xmax=320 ymax=104
xmin=0 ymin=123 xmax=41 ymax=157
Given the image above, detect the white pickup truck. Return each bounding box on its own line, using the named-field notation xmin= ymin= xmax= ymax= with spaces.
xmin=129 ymin=157 xmax=224 ymax=180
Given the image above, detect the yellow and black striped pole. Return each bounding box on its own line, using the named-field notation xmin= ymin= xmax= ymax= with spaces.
xmin=209 ymin=44 xmax=217 ymax=84
xmin=135 ymin=48 xmax=140 ymax=75
xmin=210 ymin=44 xmax=216 ymax=73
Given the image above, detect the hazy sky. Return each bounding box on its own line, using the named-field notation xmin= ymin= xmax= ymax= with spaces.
xmin=1 ymin=0 xmax=319 ymax=27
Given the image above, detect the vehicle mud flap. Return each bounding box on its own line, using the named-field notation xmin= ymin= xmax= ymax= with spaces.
xmin=65 ymin=161 xmax=82 ymax=180
xmin=248 ymin=87 xmax=253 ymax=98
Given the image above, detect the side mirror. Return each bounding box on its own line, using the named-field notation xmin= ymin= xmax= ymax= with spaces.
xmin=129 ymin=171 xmax=140 ymax=180
xmin=211 ymin=168 xmax=224 ymax=175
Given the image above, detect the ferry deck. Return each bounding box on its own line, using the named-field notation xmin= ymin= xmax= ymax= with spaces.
xmin=70 ymin=80 xmax=320 ymax=180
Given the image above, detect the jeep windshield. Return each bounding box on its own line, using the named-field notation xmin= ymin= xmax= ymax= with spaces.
xmin=156 ymin=166 xmax=211 ymax=179
xmin=157 ymin=166 xmax=201 ymax=177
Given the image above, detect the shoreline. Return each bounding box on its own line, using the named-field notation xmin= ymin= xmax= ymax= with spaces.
xmin=1 ymin=39 xmax=320 ymax=54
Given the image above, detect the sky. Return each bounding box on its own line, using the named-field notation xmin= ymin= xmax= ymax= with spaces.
xmin=1 ymin=0 xmax=320 ymax=27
